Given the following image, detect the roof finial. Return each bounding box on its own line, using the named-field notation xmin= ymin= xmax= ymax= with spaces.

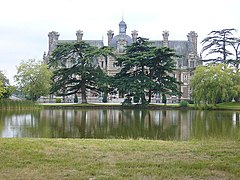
xmin=122 ymin=9 xmax=124 ymax=21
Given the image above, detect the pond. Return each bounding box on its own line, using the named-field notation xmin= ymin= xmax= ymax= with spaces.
xmin=0 ymin=109 xmax=240 ymax=140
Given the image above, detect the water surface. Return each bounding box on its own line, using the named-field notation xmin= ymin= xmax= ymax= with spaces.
xmin=0 ymin=109 xmax=240 ymax=140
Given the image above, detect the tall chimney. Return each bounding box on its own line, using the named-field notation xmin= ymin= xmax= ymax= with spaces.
xmin=107 ymin=30 xmax=114 ymax=46
xmin=131 ymin=30 xmax=138 ymax=43
xmin=162 ymin=31 xmax=169 ymax=47
xmin=76 ymin=30 xmax=83 ymax=41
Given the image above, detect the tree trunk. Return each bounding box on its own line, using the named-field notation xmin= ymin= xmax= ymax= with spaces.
xmin=148 ymin=90 xmax=152 ymax=103
xmin=81 ymin=80 xmax=87 ymax=103
xmin=105 ymin=56 xmax=108 ymax=71
xmin=141 ymin=93 xmax=147 ymax=105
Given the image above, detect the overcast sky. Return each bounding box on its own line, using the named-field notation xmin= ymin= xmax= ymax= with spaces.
xmin=1 ymin=0 xmax=239 ymax=83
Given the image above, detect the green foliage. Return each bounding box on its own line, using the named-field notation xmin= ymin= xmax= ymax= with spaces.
xmin=187 ymin=99 xmax=194 ymax=104
xmin=231 ymin=71 xmax=240 ymax=102
xmin=190 ymin=64 xmax=235 ymax=106
xmin=6 ymin=85 xmax=17 ymax=97
xmin=114 ymin=37 xmax=181 ymax=105
xmin=201 ymin=28 xmax=236 ymax=62
xmin=0 ymin=81 xmax=6 ymax=98
xmin=201 ymin=28 xmax=240 ymax=68
xmin=95 ymin=66 xmax=114 ymax=103
xmin=133 ymin=96 xmax=140 ymax=103
xmin=162 ymin=94 xmax=167 ymax=104
xmin=14 ymin=59 xmax=52 ymax=101
xmin=179 ymin=100 xmax=189 ymax=107
xmin=0 ymin=70 xmax=12 ymax=98
xmin=122 ymin=95 xmax=132 ymax=106
xmin=49 ymin=41 xmax=112 ymax=104
xmin=55 ymin=98 xmax=61 ymax=103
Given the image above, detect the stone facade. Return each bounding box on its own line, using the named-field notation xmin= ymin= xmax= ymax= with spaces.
xmin=44 ymin=20 xmax=200 ymax=102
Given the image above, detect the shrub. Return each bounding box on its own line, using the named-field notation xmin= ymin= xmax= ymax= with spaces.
xmin=180 ymin=101 xmax=188 ymax=107
xmin=56 ymin=98 xmax=61 ymax=103
xmin=133 ymin=96 xmax=140 ymax=103
xmin=187 ymin=99 xmax=194 ymax=104
xmin=122 ymin=96 xmax=132 ymax=106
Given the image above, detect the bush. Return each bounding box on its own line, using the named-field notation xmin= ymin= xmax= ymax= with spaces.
xmin=187 ymin=99 xmax=194 ymax=104
xmin=180 ymin=101 xmax=188 ymax=107
xmin=122 ymin=96 xmax=132 ymax=106
xmin=74 ymin=94 xmax=78 ymax=103
xmin=133 ymin=96 xmax=140 ymax=103
xmin=55 ymin=98 xmax=61 ymax=103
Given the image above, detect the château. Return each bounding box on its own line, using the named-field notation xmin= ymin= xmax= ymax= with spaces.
xmin=44 ymin=19 xmax=200 ymax=103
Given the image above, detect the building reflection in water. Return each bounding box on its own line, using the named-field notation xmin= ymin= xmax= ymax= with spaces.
xmin=0 ymin=109 xmax=239 ymax=140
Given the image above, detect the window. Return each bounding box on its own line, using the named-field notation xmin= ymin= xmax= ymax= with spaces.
xmin=189 ymin=61 xmax=195 ymax=68
xmin=183 ymin=74 xmax=188 ymax=81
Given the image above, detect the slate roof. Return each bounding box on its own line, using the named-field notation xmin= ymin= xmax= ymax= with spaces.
xmin=110 ymin=34 xmax=133 ymax=49
xmin=57 ymin=40 xmax=104 ymax=48
xmin=150 ymin=40 xmax=192 ymax=67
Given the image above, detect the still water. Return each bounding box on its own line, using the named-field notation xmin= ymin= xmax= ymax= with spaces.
xmin=0 ymin=109 xmax=240 ymax=140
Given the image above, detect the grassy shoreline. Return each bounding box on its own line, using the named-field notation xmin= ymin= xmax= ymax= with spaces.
xmin=0 ymin=138 xmax=239 ymax=179
xmin=40 ymin=102 xmax=240 ymax=111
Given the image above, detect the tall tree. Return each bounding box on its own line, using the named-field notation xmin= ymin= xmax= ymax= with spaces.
xmin=14 ymin=59 xmax=52 ymax=101
xmin=0 ymin=81 xmax=6 ymax=98
xmin=147 ymin=47 xmax=181 ymax=103
xmin=201 ymin=28 xmax=236 ymax=63
xmin=49 ymin=41 xmax=110 ymax=103
xmin=229 ymin=37 xmax=240 ymax=68
xmin=114 ymin=37 xmax=154 ymax=104
xmin=0 ymin=70 xmax=11 ymax=98
xmin=98 ymin=46 xmax=115 ymax=71
xmin=190 ymin=64 xmax=234 ymax=106
xmin=114 ymin=37 xmax=181 ymax=105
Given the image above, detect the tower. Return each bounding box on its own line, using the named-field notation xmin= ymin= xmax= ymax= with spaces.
xmin=119 ymin=20 xmax=127 ymax=34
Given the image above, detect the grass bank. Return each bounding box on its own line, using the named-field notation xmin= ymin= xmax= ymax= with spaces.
xmin=0 ymin=138 xmax=239 ymax=179
xmin=40 ymin=102 xmax=240 ymax=111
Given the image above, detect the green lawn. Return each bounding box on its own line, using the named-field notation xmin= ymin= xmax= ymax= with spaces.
xmin=0 ymin=138 xmax=239 ymax=179
xmin=40 ymin=102 xmax=240 ymax=111
xmin=216 ymin=102 xmax=240 ymax=110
